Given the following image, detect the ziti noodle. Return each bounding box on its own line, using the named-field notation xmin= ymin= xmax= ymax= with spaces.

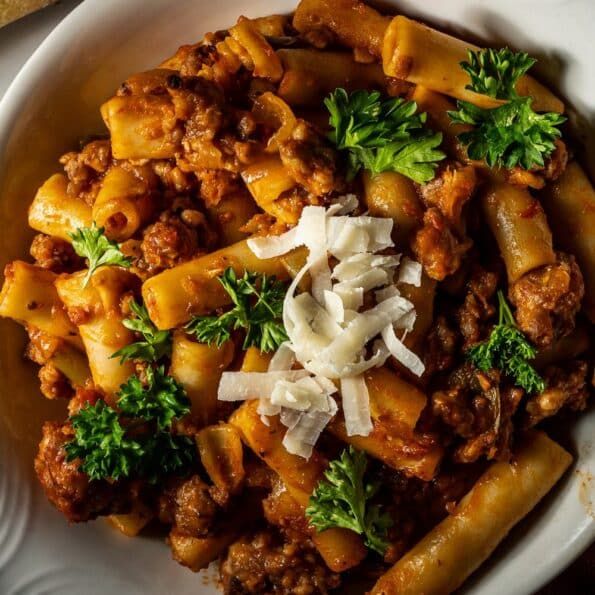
xmin=1 ymin=1 xmax=592 ymax=593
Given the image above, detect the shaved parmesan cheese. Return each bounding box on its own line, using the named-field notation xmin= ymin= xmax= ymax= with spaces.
xmin=398 ymin=256 xmax=423 ymax=287
xmin=218 ymin=370 xmax=309 ymax=401
xmin=334 ymin=285 xmax=364 ymax=311
xmin=268 ymin=342 xmax=296 ymax=371
xmin=324 ymin=289 xmax=345 ymax=324
xmin=340 ymin=376 xmax=373 ymax=436
xmin=381 ymin=324 xmax=425 ymax=377
xmin=327 ymin=217 xmax=393 ymax=259
xmin=247 ymin=226 xmax=300 ymax=259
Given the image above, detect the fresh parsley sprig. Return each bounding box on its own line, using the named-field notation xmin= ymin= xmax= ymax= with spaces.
xmin=65 ymin=369 xmax=193 ymax=482
xmin=69 ymin=223 xmax=132 ymax=287
xmin=325 ymin=88 xmax=445 ymax=183
xmin=117 ymin=365 xmax=190 ymax=431
xmin=185 ymin=268 xmax=288 ymax=353
xmin=467 ymin=290 xmax=545 ymax=394
xmin=111 ymin=301 xmax=172 ymax=363
xmin=306 ymin=447 xmax=393 ymax=556
xmin=448 ymin=48 xmax=565 ymax=170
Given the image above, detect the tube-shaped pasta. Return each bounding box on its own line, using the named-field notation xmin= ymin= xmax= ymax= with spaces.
xmin=55 ymin=270 xmax=136 ymax=397
xmin=410 ymin=86 xmax=471 ymax=162
xmin=241 ymin=156 xmax=298 ymax=223
xmin=277 ymin=49 xmax=385 ymax=107
xmin=482 ymin=181 xmax=555 ymax=282
xmin=362 ymin=171 xmax=423 ymax=249
xmin=383 ymin=16 xmax=564 ymax=114
xmin=371 ymin=431 xmax=572 ymax=595
xmin=229 ymin=17 xmax=283 ymax=81
xmin=142 ymin=239 xmax=289 ymax=329
xmin=328 ymin=367 xmax=442 ymax=480
xmin=170 ymin=331 xmax=234 ymax=426
xmin=49 ymin=343 xmax=92 ymax=387
xmin=250 ymin=15 xmax=289 ymax=37
xmin=540 ymin=161 xmax=595 ymax=322
xmin=230 ymin=400 xmax=367 ymax=572
xmin=92 ymin=165 xmax=157 ymax=242
xmin=101 ymin=93 xmax=179 ymax=160
xmin=293 ymin=0 xmax=390 ymax=58
xmin=397 ymin=272 xmax=436 ymax=354
xmin=0 ymin=261 xmax=81 ymax=348
xmin=252 ymin=92 xmax=297 ymax=153
xmin=196 ymin=423 xmax=245 ymax=494
xmin=28 ymin=173 xmax=92 ymax=241
xmin=205 ymin=190 xmax=259 ymax=246
xmin=108 ymin=512 xmax=153 ymax=537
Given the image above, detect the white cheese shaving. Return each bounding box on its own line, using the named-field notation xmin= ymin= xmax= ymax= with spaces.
xmin=221 ymin=196 xmax=427 ymax=458
xmin=398 ymin=256 xmax=423 ymax=287
xmin=340 ymin=376 xmax=373 ymax=436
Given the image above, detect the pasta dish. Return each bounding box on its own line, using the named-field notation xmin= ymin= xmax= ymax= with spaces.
xmin=0 ymin=0 xmax=593 ymax=593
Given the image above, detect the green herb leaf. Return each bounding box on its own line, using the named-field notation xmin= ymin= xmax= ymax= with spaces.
xmin=65 ymin=400 xmax=144 ymax=481
xmin=69 ymin=223 xmax=132 ymax=287
xmin=448 ymin=48 xmax=566 ymax=170
xmin=461 ymin=48 xmax=536 ymax=99
xmin=306 ymin=446 xmax=393 ymax=555
xmin=448 ymin=97 xmax=565 ymax=169
xmin=467 ymin=291 xmax=545 ymax=394
xmin=185 ymin=268 xmax=288 ymax=353
xmin=111 ymin=300 xmax=172 ymax=363
xmin=137 ymin=432 xmax=197 ymax=484
xmin=325 ymin=88 xmax=445 ymax=183
xmin=117 ymin=365 xmax=190 ymax=431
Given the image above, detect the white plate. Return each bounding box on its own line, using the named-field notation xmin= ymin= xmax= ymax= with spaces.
xmin=0 ymin=1 xmax=593 ymax=593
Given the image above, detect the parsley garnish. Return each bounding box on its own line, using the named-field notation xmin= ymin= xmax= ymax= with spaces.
xmin=448 ymin=48 xmax=565 ymax=170
xmin=65 ymin=400 xmax=143 ymax=481
xmin=185 ymin=268 xmax=288 ymax=353
xmin=117 ymin=366 xmax=190 ymax=431
xmin=111 ymin=301 xmax=172 ymax=363
xmin=65 ymin=369 xmax=193 ymax=481
xmin=325 ymin=88 xmax=445 ymax=183
xmin=306 ymin=447 xmax=393 ymax=555
xmin=69 ymin=223 xmax=132 ymax=287
xmin=467 ymin=291 xmax=545 ymax=394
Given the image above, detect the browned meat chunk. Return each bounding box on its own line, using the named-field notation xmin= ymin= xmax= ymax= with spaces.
xmin=419 ymin=162 xmax=477 ymax=227
xmin=424 ymin=315 xmax=459 ymax=377
xmin=525 ymin=361 xmax=590 ymax=427
xmin=139 ymin=208 xmax=215 ymax=275
xmin=30 ymin=233 xmax=83 ymax=274
xmin=196 ymin=168 xmax=243 ymax=206
xmin=456 ymin=267 xmax=499 ymax=350
xmin=34 ymin=422 xmax=121 ymax=522
xmin=221 ymin=530 xmax=340 ymax=594
xmin=159 ymin=475 xmax=217 ymax=537
xmin=432 ymin=368 xmax=523 ymax=463
xmin=412 ymin=208 xmax=472 ymax=281
xmin=509 ymin=252 xmax=584 ymax=348
xmin=25 ymin=326 xmax=63 ymax=365
xmin=279 ymin=121 xmax=341 ymax=197
xmin=38 ymin=363 xmax=73 ymax=400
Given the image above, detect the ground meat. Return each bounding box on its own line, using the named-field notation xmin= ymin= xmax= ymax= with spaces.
xmin=279 ymin=121 xmax=341 ymax=197
xmin=220 ymin=530 xmax=340 ymax=595
xmin=423 ymin=315 xmax=459 ymax=377
xmin=240 ymin=213 xmax=290 ymax=238
xmin=456 ymin=267 xmax=499 ymax=350
xmin=158 ymin=475 xmax=217 ymax=537
xmin=419 ymin=162 xmax=477 ymax=227
xmin=139 ymin=208 xmax=214 ymax=275
xmin=30 ymin=233 xmax=83 ymax=274
xmin=509 ymin=252 xmax=584 ymax=348
xmin=34 ymin=421 xmax=122 ymax=522
xmin=412 ymin=208 xmax=472 ymax=281
xmin=432 ymin=368 xmax=523 ymax=463
xmin=25 ymin=326 xmax=63 ymax=365
xmin=196 ymin=168 xmax=243 ymax=206
xmin=38 ymin=363 xmax=73 ymax=400
xmin=525 ymin=361 xmax=590 ymax=427
xmin=67 ymin=386 xmax=103 ymax=416
xmin=543 ymin=139 xmax=569 ymax=182
xmin=59 ymin=140 xmax=111 ymax=203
